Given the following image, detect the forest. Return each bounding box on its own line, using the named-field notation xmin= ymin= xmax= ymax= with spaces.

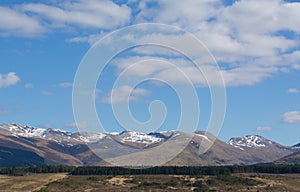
xmin=0 ymin=164 xmax=299 ymax=176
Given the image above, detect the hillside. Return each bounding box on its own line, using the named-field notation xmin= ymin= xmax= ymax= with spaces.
xmin=0 ymin=123 xmax=297 ymax=167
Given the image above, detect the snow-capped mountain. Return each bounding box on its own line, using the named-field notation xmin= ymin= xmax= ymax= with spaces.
xmin=119 ymin=131 xmax=163 ymax=144
xmin=292 ymin=143 xmax=300 ymax=149
xmin=3 ymin=123 xmax=46 ymax=137
xmin=228 ymin=135 xmax=274 ymax=150
xmin=0 ymin=123 xmax=167 ymax=146
xmin=0 ymin=123 xmax=297 ymax=167
xmin=0 ymin=123 xmax=106 ymax=144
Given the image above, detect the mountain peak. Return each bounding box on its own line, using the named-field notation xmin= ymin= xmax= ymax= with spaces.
xmin=292 ymin=143 xmax=300 ymax=149
xmin=228 ymin=135 xmax=271 ymax=150
xmin=0 ymin=123 xmax=174 ymax=145
xmin=0 ymin=123 xmax=296 ymax=167
xmin=0 ymin=123 xmax=104 ymax=144
xmin=2 ymin=123 xmax=46 ymax=137
xmin=113 ymin=130 xmax=164 ymax=144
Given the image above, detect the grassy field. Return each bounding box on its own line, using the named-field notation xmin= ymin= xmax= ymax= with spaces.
xmin=0 ymin=173 xmax=299 ymax=192
xmin=0 ymin=173 xmax=67 ymax=192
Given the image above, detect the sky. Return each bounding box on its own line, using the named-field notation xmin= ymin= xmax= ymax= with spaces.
xmin=1 ymin=0 xmax=300 ymax=146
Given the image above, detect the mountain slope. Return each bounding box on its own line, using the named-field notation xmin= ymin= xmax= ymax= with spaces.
xmin=0 ymin=124 xmax=103 ymax=166
xmin=274 ymin=151 xmax=300 ymax=164
xmin=0 ymin=123 xmax=297 ymax=167
xmin=292 ymin=143 xmax=300 ymax=149
xmin=274 ymin=143 xmax=300 ymax=164
xmin=167 ymin=133 xmax=296 ymax=166
xmin=0 ymin=146 xmax=44 ymax=167
xmin=227 ymin=135 xmax=294 ymax=163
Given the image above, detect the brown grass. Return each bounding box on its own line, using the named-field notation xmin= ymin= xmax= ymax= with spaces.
xmin=1 ymin=173 xmax=300 ymax=192
xmin=0 ymin=173 xmax=67 ymax=192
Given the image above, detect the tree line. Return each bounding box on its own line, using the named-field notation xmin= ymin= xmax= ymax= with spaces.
xmin=0 ymin=164 xmax=299 ymax=176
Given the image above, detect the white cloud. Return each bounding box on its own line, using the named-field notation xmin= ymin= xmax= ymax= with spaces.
xmin=136 ymin=0 xmax=221 ymax=30
xmin=41 ymin=91 xmax=54 ymax=95
xmin=103 ymin=85 xmax=150 ymax=104
xmin=219 ymin=0 xmax=300 ymax=35
xmin=24 ymin=83 xmax=33 ymax=89
xmin=0 ymin=0 xmax=131 ymax=37
xmin=287 ymin=88 xmax=299 ymax=93
xmin=80 ymin=88 xmax=101 ymax=99
xmin=112 ymin=56 xmax=174 ymax=76
xmin=97 ymin=1 xmax=300 ymax=87
xmin=2 ymin=1 xmax=300 ymax=88
xmin=100 ymin=16 xmax=298 ymax=87
xmin=111 ymin=55 xmax=275 ymax=87
xmin=66 ymin=32 xmax=107 ymax=45
xmin=136 ymin=0 xmax=300 ymax=36
xmin=221 ymin=65 xmax=277 ymax=86
xmin=0 ymin=6 xmax=45 ymax=37
xmin=22 ymin=0 xmax=131 ymax=30
xmin=282 ymin=111 xmax=300 ymax=124
xmin=112 ymin=56 xmax=208 ymax=86
xmin=255 ymin=126 xmax=272 ymax=131
xmin=64 ymin=121 xmax=88 ymax=129
xmin=59 ymin=82 xmax=73 ymax=88
xmin=0 ymin=72 xmax=20 ymax=88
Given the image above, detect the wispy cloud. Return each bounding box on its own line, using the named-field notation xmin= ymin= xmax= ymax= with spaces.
xmin=67 ymin=33 xmax=106 ymax=45
xmin=24 ymin=83 xmax=33 ymax=89
xmin=0 ymin=109 xmax=12 ymax=115
xmin=287 ymin=88 xmax=299 ymax=93
xmin=59 ymin=82 xmax=73 ymax=88
xmin=72 ymin=0 xmax=300 ymax=87
xmin=64 ymin=121 xmax=88 ymax=129
xmin=0 ymin=6 xmax=45 ymax=37
xmin=255 ymin=126 xmax=272 ymax=132
xmin=1 ymin=0 xmax=131 ymax=37
xmin=22 ymin=0 xmax=131 ymax=29
xmin=282 ymin=111 xmax=300 ymax=124
xmin=0 ymin=72 xmax=20 ymax=88
xmin=102 ymin=85 xmax=150 ymax=104
xmin=2 ymin=1 xmax=300 ymax=88
xmin=41 ymin=90 xmax=54 ymax=95
xmin=111 ymin=56 xmax=275 ymax=87
xmin=79 ymin=88 xmax=101 ymax=99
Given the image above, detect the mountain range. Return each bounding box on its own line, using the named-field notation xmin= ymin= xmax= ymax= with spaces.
xmin=0 ymin=123 xmax=299 ymax=167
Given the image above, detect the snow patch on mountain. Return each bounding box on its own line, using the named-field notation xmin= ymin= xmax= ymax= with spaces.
xmin=76 ymin=134 xmax=106 ymax=143
xmin=108 ymin=132 xmax=120 ymax=135
xmin=121 ymin=131 xmax=162 ymax=144
xmin=0 ymin=124 xmax=173 ymax=145
xmin=195 ymin=133 xmax=212 ymax=143
xmin=8 ymin=123 xmax=46 ymax=137
xmin=228 ymin=135 xmax=267 ymax=149
xmin=292 ymin=143 xmax=300 ymax=149
xmin=1 ymin=123 xmax=106 ymax=143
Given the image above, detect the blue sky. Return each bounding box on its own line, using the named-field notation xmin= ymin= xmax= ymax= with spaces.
xmin=1 ymin=0 xmax=300 ymax=146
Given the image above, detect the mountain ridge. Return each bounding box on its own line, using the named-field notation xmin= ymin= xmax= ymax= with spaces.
xmin=0 ymin=123 xmax=298 ymax=167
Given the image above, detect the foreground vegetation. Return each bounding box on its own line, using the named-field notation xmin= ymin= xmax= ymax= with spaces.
xmin=0 ymin=173 xmax=300 ymax=192
xmin=0 ymin=173 xmax=67 ymax=192
xmin=0 ymin=165 xmax=300 ymax=191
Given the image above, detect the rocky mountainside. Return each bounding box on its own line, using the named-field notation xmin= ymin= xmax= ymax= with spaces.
xmin=292 ymin=143 xmax=300 ymax=149
xmin=228 ymin=135 xmax=275 ymax=149
xmin=273 ymin=143 xmax=300 ymax=164
xmin=226 ymin=135 xmax=297 ymax=164
xmin=0 ymin=123 xmax=298 ymax=167
xmin=168 ymin=133 xmax=297 ymax=166
xmin=274 ymin=151 xmax=300 ymax=164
